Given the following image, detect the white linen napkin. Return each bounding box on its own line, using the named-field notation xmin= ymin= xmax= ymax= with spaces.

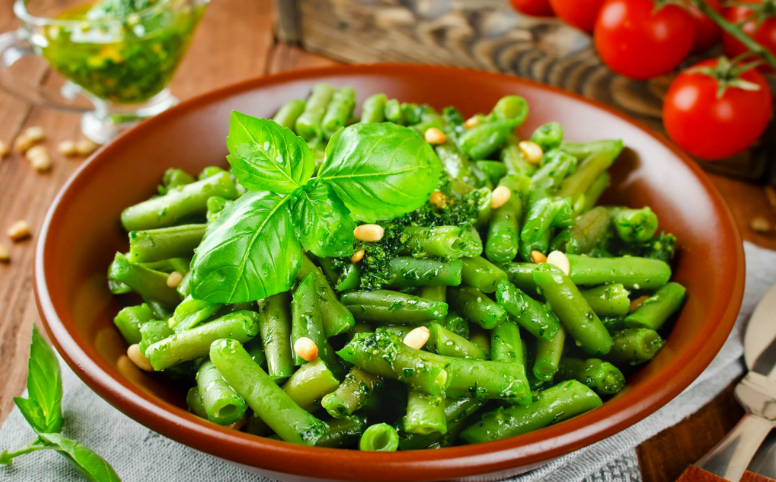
xmin=1 ymin=242 xmax=774 ymax=482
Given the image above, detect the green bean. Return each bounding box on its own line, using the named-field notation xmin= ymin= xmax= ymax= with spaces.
xmin=186 ymin=386 xmax=208 ymax=419
xmin=501 ymin=262 xmax=539 ymax=296
xmin=404 ymin=391 xmax=447 ymax=435
xmin=322 ymin=367 xmax=383 ymax=418
xmin=530 ymin=122 xmax=564 ymax=152
xmin=337 ymin=331 xmax=451 ymax=396
xmin=176 ymin=270 xmax=192 ymax=297
xmin=468 ymin=326 xmax=491 ymax=356
xmin=290 ymin=275 xmax=343 ymax=377
xmin=168 ymin=295 xmax=223 ymax=332
xmin=196 ymin=360 xmax=247 ymax=425
xmin=490 ymin=320 xmax=532 ymax=406
xmin=553 ymin=207 xmax=612 ymax=255
xmin=557 ymin=142 xmax=623 ymax=204
xmin=344 ymin=323 xmax=374 ymax=343
xmin=257 ymin=292 xmax=295 ymax=381
xmin=459 ymin=119 xmax=519 ymax=161
xmin=560 ymin=139 xmax=623 ymax=162
xmin=435 ymin=142 xmax=489 ymax=188
xmin=114 ymin=303 xmax=155 ymax=345
xmin=210 ymin=339 xmax=328 ymax=445
xmin=146 ymin=311 xmax=259 ymax=371
xmin=475 ymin=161 xmax=508 ymax=186
xmin=399 ymin=397 xmax=484 ymax=450
xmin=461 ymin=256 xmax=508 ymax=293
xmin=245 ymin=337 xmax=267 ymax=371
xmin=295 ymin=83 xmax=336 ymax=141
xmin=314 ymin=416 xmax=365 ymax=449
xmin=491 ymin=96 xmax=529 ymax=124
xmin=385 ymin=257 xmax=463 ymax=288
xmin=197 ymin=166 xmax=226 ymax=180
xmin=402 ymin=225 xmax=483 ymax=260
xmin=108 ymin=253 xmax=180 ymax=307
xmin=444 ymin=313 xmax=469 ymax=339
xmin=281 ymin=358 xmax=340 ymax=411
xmin=501 ymin=136 xmax=537 ymax=177
xmin=418 ymin=352 xmax=530 ymax=401
xmin=121 ymin=171 xmax=239 ymax=231
xmin=426 ymin=323 xmax=487 ymax=360
xmin=558 ymin=358 xmax=625 ymax=396
xmin=459 ymin=380 xmax=602 ymax=443
xmin=160 ymin=168 xmax=195 ymax=194
xmin=336 ymin=263 xmax=361 ymax=292
xmin=139 ymin=320 xmax=173 ymax=354
xmin=419 ymin=285 xmax=446 ymax=302
xmin=581 ymin=284 xmax=631 ymax=317
xmin=521 ymin=197 xmax=574 ymax=247
xmin=360 ymin=423 xmax=399 ymax=451
xmin=495 ymin=281 xmax=560 ymax=340
xmin=401 ymin=102 xmax=424 ymax=125
xmin=384 ymin=99 xmax=405 ymax=124
xmin=485 ymin=175 xmax=527 ymax=264
xmin=448 ymin=287 xmax=506 ymax=329
xmin=567 ymin=254 xmax=672 ymax=290
xmin=205 ymin=196 xmax=232 ymax=223
xmin=145 ymin=299 xmax=173 ymax=320
xmin=530 ymin=150 xmax=577 ymax=193
xmin=611 ymin=207 xmax=659 ymax=243
xmin=533 ymin=327 xmax=566 ymax=381
xmin=298 ymin=256 xmax=355 ymax=337
xmin=475 ymin=187 xmax=494 ymax=229
xmin=624 ymin=282 xmax=686 ymax=331
xmin=601 ymin=316 xmax=625 ymax=333
xmin=582 ymin=172 xmax=611 ymax=212
xmin=341 ymin=290 xmax=448 ymax=324
xmin=273 ymin=98 xmax=307 ymax=130
xmin=607 ymin=328 xmax=665 ymax=366
xmin=323 ymin=86 xmax=356 ymax=139
xmin=360 ymin=93 xmax=387 ymax=123
xmin=109 ymin=279 xmax=132 ymax=295
xmin=533 ymin=264 xmax=612 ymax=356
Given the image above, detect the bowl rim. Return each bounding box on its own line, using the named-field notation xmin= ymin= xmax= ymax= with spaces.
xmin=34 ymin=63 xmax=745 ymax=481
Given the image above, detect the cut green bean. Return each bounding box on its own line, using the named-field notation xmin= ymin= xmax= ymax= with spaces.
xmin=495 ymin=281 xmax=559 ymax=340
xmin=530 ymin=122 xmax=563 ymax=152
xmin=461 ymin=256 xmax=508 ymax=293
xmin=448 ymin=287 xmax=506 ymax=329
xmin=257 ymin=292 xmax=295 ymax=381
xmin=443 ymin=313 xmax=469 ymax=339
xmin=160 ymin=168 xmax=195 ymax=194
xmin=567 ymin=254 xmax=672 ymax=290
xmin=186 ymin=386 xmax=208 ymax=419
xmin=322 ymin=367 xmax=383 ymax=418
xmin=290 ymin=275 xmax=343 ymax=377
xmin=582 ymin=172 xmax=611 ymax=212
xmin=385 ymin=257 xmax=463 ymax=288
xmin=341 ymin=290 xmax=448 ymax=324
xmin=139 ymin=320 xmax=173 ymax=354
xmin=485 ymin=175 xmax=527 ymax=264
xmin=558 ymin=358 xmax=625 ymax=396
xmin=403 ymin=225 xmax=483 ymax=260
xmin=323 ymin=86 xmax=356 ymax=139
xmin=459 ymin=119 xmax=519 ymax=161
xmin=281 ymin=358 xmax=340 ymax=411
xmin=612 ymin=207 xmax=659 ymax=243
xmin=435 ymin=141 xmax=489 ymax=188
xmin=273 ymin=98 xmax=307 ymax=130
xmin=299 ymin=256 xmax=355 ymax=337
xmin=426 ymin=323 xmax=487 ymax=360
xmin=419 ymin=285 xmax=446 ymax=302
xmin=196 ymin=360 xmax=247 ymax=425
xmin=404 ymin=391 xmax=447 ymax=435
xmin=533 ymin=327 xmax=566 ymax=381
xmin=316 ymin=416 xmax=366 ymax=448
xmin=384 ymin=99 xmax=405 ymax=124
xmin=624 ymin=282 xmax=686 ymax=331
xmin=530 ymin=150 xmax=577 ymax=193
xmin=360 ymin=423 xmax=399 ymax=451
xmin=557 ymin=143 xmax=623 ymax=203
xmin=553 ymin=207 xmax=612 ymax=255
xmin=168 ymin=294 xmax=223 ymax=332
xmin=360 ymin=93 xmax=387 ymax=123
xmin=581 ymin=284 xmax=631 ymax=317
xmin=607 ymin=328 xmax=665 ymax=366
xmin=129 ymin=224 xmax=207 ymax=263
xmin=501 ymin=136 xmax=537 ymax=177
xmin=476 ymin=161 xmax=508 ymax=186
xmin=492 ymin=96 xmax=529 ymax=123
xmin=295 ymin=83 xmax=336 ymax=141
xmin=490 ymin=320 xmax=532 ymax=406
xmin=114 ymin=303 xmax=155 ymax=345
xmin=108 ymin=253 xmax=180 ymax=307
xmin=399 ymin=397 xmax=484 ymax=450
xmin=501 ymin=262 xmax=539 ymax=296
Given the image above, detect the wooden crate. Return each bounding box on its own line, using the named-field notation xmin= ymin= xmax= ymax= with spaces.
xmin=275 ymin=0 xmax=775 ymax=181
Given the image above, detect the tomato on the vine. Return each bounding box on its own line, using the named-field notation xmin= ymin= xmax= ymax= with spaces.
xmin=722 ymin=0 xmax=776 ymax=71
xmin=663 ymin=58 xmax=773 ymax=160
xmin=549 ymin=0 xmax=605 ymax=33
xmin=509 ymin=0 xmax=554 ymax=17
xmin=594 ymin=0 xmax=696 ymax=80
xmin=688 ymin=0 xmax=723 ymax=54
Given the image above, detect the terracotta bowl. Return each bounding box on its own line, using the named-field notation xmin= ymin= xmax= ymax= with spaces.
xmin=35 ymin=64 xmax=744 ymax=482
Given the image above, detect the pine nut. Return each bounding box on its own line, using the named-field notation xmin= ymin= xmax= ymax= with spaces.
xmin=166 ymin=271 xmax=184 ymax=288
xmin=25 ymin=145 xmax=47 ymax=160
xmin=351 ymin=249 xmax=365 ymax=263
xmin=24 ymin=126 xmax=45 ymax=142
xmin=354 ymin=224 xmax=384 ymax=242
xmin=546 ymin=251 xmax=570 ymax=276
xmin=751 ymin=216 xmax=773 ymax=233
xmin=0 ymin=243 xmax=9 ymax=262
xmin=7 ymin=220 xmax=31 ymax=242
xmin=531 ymin=250 xmax=547 ymax=264
xmin=294 ymin=337 xmax=318 ymax=362
xmin=57 ymin=140 xmax=78 ymax=157
xmin=491 ymin=185 xmax=512 ymax=209
xmin=223 ymin=416 xmax=247 ymax=431
xmin=519 ymin=140 xmax=543 ymax=164
xmin=29 ymin=152 xmax=52 ymax=172
xmin=76 ymin=139 xmax=100 ymax=156
xmin=14 ymin=135 xmax=33 ymax=154
xmin=629 ymin=295 xmax=650 ymax=313
xmin=127 ymin=344 xmax=153 ymax=371
xmin=0 ymin=140 xmax=9 ymax=158
xmin=464 ymin=116 xmax=481 ymax=129
xmin=403 ymin=326 xmax=430 ymax=350
xmin=429 ymin=191 xmax=451 ymax=209
xmin=424 ymin=127 xmax=446 ymax=145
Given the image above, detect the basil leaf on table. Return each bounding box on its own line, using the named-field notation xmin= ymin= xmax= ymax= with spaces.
xmin=317 ymin=123 xmax=442 ymax=223
xmin=37 ymin=433 xmax=122 ymax=482
xmin=12 ymin=326 xmax=63 ymax=434
xmin=191 ymin=191 xmax=303 ymax=303
xmin=226 ymin=111 xmax=314 ymax=194
xmin=291 ymin=181 xmax=356 ymax=258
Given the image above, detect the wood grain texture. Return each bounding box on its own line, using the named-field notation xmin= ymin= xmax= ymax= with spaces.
xmin=677 ymin=465 xmax=775 ymax=482
xmin=289 ymin=0 xmax=774 ymax=180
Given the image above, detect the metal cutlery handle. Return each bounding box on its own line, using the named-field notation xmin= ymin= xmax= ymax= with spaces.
xmin=695 ymin=413 xmax=774 ymax=482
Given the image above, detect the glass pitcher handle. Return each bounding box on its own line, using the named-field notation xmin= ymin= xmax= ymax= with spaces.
xmin=0 ymin=29 xmax=92 ymax=112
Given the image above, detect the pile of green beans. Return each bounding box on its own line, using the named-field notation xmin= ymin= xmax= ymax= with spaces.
xmin=108 ymin=85 xmax=688 ymax=451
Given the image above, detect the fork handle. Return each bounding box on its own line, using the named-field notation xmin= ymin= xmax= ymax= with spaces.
xmin=677 ymin=466 xmax=775 ymax=482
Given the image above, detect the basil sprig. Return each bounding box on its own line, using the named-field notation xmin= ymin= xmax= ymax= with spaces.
xmin=1 ymin=327 xmax=121 ymax=482
xmin=190 ymin=112 xmax=442 ymax=304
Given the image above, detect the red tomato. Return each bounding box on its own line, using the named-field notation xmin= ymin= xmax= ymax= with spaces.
xmin=550 ymin=0 xmax=606 ymax=33
xmin=722 ymin=1 xmax=776 ymax=72
xmin=663 ymin=59 xmax=773 ymax=160
xmin=594 ymin=0 xmax=696 ymax=79
xmin=509 ymin=0 xmax=554 ymax=17
xmin=688 ymin=0 xmax=723 ymax=53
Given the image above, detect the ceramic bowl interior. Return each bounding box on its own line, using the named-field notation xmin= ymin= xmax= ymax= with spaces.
xmin=35 ymin=64 xmax=745 ymax=482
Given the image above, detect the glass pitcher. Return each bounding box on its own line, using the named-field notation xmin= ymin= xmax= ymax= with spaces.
xmin=0 ymin=0 xmax=208 ymax=143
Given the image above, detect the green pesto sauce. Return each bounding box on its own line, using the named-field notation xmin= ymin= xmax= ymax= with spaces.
xmin=41 ymin=0 xmax=205 ymax=104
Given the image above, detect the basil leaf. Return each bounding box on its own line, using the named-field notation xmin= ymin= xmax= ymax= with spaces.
xmin=191 ymin=191 xmax=302 ymax=303
xmin=291 ymin=181 xmax=356 ymax=258
xmin=317 ymin=123 xmax=442 ymax=222
xmin=227 ymin=111 xmax=314 ymax=194
xmin=13 ymin=326 xmax=63 ymax=434
xmin=37 ymin=433 xmax=121 ymax=482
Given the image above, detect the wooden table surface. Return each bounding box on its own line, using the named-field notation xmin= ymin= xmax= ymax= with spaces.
xmin=0 ymin=1 xmax=775 ymax=481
